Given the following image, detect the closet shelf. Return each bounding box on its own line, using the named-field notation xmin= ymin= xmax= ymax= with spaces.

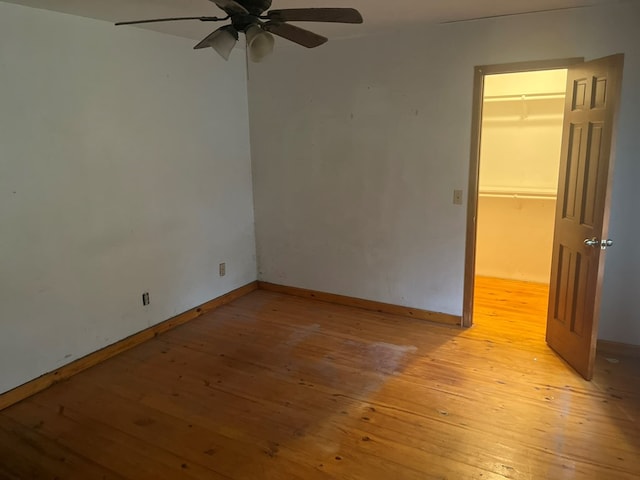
xmin=484 ymin=92 xmax=565 ymax=103
xmin=479 ymin=188 xmax=557 ymax=200
xmin=482 ymin=114 xmax=563 ymax=123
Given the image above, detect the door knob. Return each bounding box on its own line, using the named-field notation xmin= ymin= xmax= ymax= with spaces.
xmin=584 ymin=238 xmax=613 ymax=249
xmin=584 ymin=237 xmax=599 ymax=247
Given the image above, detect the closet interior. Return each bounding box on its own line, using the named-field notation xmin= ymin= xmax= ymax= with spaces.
xmin=475 ymin=69 xmax=567 ymax=284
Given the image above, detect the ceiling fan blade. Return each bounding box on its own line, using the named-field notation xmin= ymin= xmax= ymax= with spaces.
xmin=210 ymin=0 xmax=249 ymax=15
xmin=194 ymin=25 xmax=238 ymax=51
xmin=263 ymin=22 xmax=327 ymax=48
xmin=115 ymin=16 xmax=225 ymax=26
xmin=267 ymin=8 xmax=363 ymax=24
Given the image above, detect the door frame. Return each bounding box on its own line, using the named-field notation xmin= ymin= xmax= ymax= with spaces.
xmin=462 ymin=57 xmax=584 ymax=328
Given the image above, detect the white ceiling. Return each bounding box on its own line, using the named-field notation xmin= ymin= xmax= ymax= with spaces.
xmin=1 ymin=0 xmax=627 ymax=44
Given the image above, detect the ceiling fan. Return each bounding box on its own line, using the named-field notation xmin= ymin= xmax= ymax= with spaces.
xmin=115 ymin=0 xmax=363 ymax=62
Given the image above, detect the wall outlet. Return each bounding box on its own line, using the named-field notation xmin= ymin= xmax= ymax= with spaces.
xmin=142 ymin=292 xmax=150 ymax=306
xmin=453 ymin=189 xmax=464 ymax=205
xmin=219 ymin=262 xmax=226 ymax=277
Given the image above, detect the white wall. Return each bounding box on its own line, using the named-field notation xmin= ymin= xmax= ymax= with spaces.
xmin=248 ymin=1 xmax=640 ymax=344
xmin=476 ymin=197 xmax=556 ymax=283
xmin=0 ymin=3 xmax=256 ymax=394
xmin=479 ymin=70 xmax=566 ymax=194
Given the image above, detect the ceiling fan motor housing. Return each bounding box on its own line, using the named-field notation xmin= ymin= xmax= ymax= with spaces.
xmin=229 ymin=0 xmax=272 ymax=32
xmin=236 ymin=0 xmax=272 ymax=15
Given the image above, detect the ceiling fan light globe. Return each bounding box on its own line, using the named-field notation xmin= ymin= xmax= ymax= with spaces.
xmin=245 ymin=25 xmax=274 ymax=63
xmin=210 ymin=28 xmax=238 ymax=60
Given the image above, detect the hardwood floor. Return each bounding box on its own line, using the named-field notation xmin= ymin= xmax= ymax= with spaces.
xmin=1 ymin=278 xmax=638 ymax=479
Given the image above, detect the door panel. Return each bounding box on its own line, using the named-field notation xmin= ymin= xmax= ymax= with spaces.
xmin=546 ymin=54 xmax=624 ymax=380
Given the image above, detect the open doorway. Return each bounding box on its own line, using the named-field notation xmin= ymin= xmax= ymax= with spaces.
xmin=473 ymin=69 xmax=567 ymax=340
xmin=464 ymin=56 xmax=624 ymax=379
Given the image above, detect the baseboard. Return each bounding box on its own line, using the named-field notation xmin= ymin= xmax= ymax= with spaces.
xmin=597 ymin=340 xmax=640 ymax=359
xmin=0 ymin=281 xmax=258 ymax=412
xmin=258 ymin=282 xmax=461 ymax=326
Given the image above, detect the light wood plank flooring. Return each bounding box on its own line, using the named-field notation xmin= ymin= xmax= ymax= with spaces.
xmin=1 ymin=278 xmax=638 ymax=479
